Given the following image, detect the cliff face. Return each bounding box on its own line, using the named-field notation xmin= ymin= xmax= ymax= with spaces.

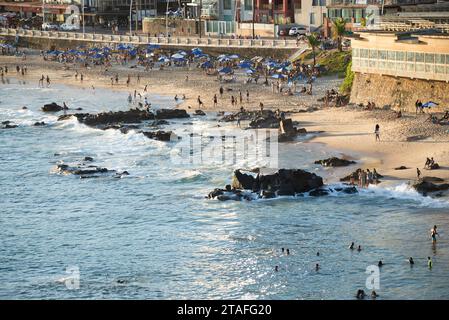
xmin=350 ymin=72 xmax=449 ymax=113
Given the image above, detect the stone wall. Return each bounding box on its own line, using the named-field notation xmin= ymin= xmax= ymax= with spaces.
xmin=142 ymin=18 xmax=199 ymax=37
xmin=350 ymin=72 xmax=449 ymax=113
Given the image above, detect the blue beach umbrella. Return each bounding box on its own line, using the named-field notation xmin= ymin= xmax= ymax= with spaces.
xmin=238 ymin=62 xmax=253 ymax=69
xmin=218 ymin=67 xmax=233 ymax=74
xmin=171 ymin=53 xmax=184 ymax=59
xmin=200 ymin=61 xmax=213 ymax=69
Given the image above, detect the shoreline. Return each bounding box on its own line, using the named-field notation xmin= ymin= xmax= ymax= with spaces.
xmin=1 ymin=52 xmax=449 ymax=187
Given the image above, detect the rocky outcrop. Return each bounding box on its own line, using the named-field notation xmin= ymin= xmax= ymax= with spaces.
xmin=42 ymin=102 xmax=63 ymax=112
xmin=155 ymin=109 xmax=190 ymax=119
xmin=55 ymin=162 xmax=127 ymax=179
xmin=278 ymin=119 xmax=307 ymax=142
xmin=394 ymin=166 xmax=408 ymax=170
xmin=1 ymin=121 xmax=18 ymax=129
xmin=413 ymin=181 xmax=449 ymax=194
xmin=142 ymin=130 xmax=175 ymax=141
xmin=34 ymin=121 xmax=46 ymax=126
xmin=209 ymin=169 xmax=325 ymax=200
xmin=194 ymin=110 xmax=206 ymax=116
xmin=315 ymin=157 xmax=356 ymax=167
xmin=340 ymin=169 xmax=383 ymax=182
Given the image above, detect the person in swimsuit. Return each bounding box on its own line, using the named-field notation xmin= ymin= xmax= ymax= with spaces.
xmin=430 ymin=225 xmax=438 ymax=242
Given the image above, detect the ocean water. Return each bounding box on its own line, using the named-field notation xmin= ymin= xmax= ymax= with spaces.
xmin=1 ymin=78 xmax=449 ymax=300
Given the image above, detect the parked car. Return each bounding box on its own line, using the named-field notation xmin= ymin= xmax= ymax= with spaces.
xmin=41 ymin=22 xmax=58 ymax=31
xmin=289 ymin=26 xmax=307 ymax=36
xmin=59 ymin=23 xmax=79 ymax=31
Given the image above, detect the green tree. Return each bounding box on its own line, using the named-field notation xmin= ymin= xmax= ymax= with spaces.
xmin=332 ymin=18 xmax=347 ymax=52
xmin=307 ymin=34 xmax=320 ymax=66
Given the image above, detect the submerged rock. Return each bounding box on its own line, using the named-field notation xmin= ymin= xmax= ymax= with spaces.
xmin=34 ymin=121 xmax=46 ymax=126
xmin=55 ymin=161 xmax=127 ymax=179
xmin=315 ymin=157 xmax=356 ymax=167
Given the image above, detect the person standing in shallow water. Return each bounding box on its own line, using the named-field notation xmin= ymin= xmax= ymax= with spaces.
xmin=430 ymin=225 xmax=439 ymax=243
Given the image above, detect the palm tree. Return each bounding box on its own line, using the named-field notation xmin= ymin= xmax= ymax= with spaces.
xmin=307 ymin=34 xmax=320 ymax=66
xmin=332 ymin=18 xmax=347 ymax=52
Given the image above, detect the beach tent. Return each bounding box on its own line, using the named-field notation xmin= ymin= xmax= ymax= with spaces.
xmin=228 ymin=54 xmax=240 ymax=59
xmin=218 ymin=67 xmax=233 ymax=74
xmin=245 ymin=69 xmax=256 ymax=74
xmin=147 ymin=44 xmax=160 ymax=50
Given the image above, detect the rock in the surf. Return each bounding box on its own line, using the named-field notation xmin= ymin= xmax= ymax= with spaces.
xmin=155 ymin=109 xmax=190 ymax=119
xmin=142 ymin=130 xmax=176 ymax=141
xmin=315 ymin=157 xmax=356 ymax=167
xmin=42 ymin=102 xmax=63 ymax=112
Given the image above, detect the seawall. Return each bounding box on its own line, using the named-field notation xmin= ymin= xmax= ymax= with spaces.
xmin=350 ymin=72 xmax=449 ymax=113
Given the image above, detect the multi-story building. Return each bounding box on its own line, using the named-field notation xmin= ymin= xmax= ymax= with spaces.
xmin=294 ymin=0 xmax=328 ymax=29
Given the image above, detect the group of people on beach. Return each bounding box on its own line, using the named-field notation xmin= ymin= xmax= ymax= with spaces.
xmin=349 ymin=168 xmax=380 ymax=187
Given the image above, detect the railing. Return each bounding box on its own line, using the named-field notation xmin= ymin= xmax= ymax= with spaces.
xmin=0 ymin=28 xmax=303 ymax=49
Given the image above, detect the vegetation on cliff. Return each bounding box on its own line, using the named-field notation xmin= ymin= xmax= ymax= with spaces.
xmin=339 ymin=61 xmax=354 ymax=94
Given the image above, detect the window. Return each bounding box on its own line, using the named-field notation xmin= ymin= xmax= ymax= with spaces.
xmin=379 ymin=50 xmax=387 ymax=60
xmin=360 ymin=49 xmax=368 ymax=58
xmin=425 ymin=54 xmax=434 ymax=64
xmin=396 ymin=51 xmax=405 ymax=61
xmin=388 ymin=51 xmax=396 ymax=61
xmin=369 ymin=49 xmax=377 ymax=59
xmin=223 ymin=0 xmax=232 ymax=10
xmin=415 ymin=53 xmax=424 ymax=63
xmin=244 ymin=0 xmax=253 ymax=10
xmin=407 ymin=52 xmax=414 ymax=62
xmin=352 ymin=48 xmax=359 ymax=57
xmin=436 ymin=54 xmax=445 ymax=64
xmin=310 ymin=13 xmax=315 ymax=25
xmin=435 ymin=65 xmax=445 ymax=74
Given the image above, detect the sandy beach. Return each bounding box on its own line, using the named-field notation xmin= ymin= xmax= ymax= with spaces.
xmin=2 ymin=52 xmax=449 ymax=184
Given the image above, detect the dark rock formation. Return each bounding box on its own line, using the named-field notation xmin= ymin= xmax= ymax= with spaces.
xmin=142 ymin=130 xmax=175 ymax=141
xmin=150 ymin=119 xmax=170 ymax=126
xmin=42 ymin=102 xmax=63 ymax=112
xmin=422 ymin=176 xmax=445 ymax=183
xmin=1 ymin=121 xmax=18 ymax=129
xmin=55 ymin=162 xmax=127 ymax=179
xmin=211 ymin=169 xmax=324 ymax=201
xmin=413 ymin=181 xmax=449 ymax=194
xmin=155 ymin=109 xmax=190 ymax=119
xmin=83 ymin=156 xmax=94 ymax=162
xmin=394 ymin=166 xmax=408 ymax=170
xmin=340 ymin=169 xmax=383 ymax=182
xmin=315 ymin=157 xmax=356 ymax=167
xmin=194 ymin=110 xmax=206 ymax=116
xmin=34 ymin=121 xmax=46 ymax=126
xmin=278 ymin=119 xmax=307 ymax=142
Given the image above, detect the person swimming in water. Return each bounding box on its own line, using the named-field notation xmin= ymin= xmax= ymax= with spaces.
xmin=371 ymin=291 xmax=379 ymax=299
xmin=357 ymin=245 xmax=362 ymax=252
xmin=428 ymin=257 xmax=433 ymax=269
xmin=274 ymin=266 xmax=279 ymax=272
xmin=286 ymin=249 xmax=290 ymax=255
xmin=315 ymin=263 xmax=320 ymax=271
xmin=356 ymin=289 xmax=366 ymax=299
xmin=349 ymin=242 xmax=354 ymax=250
xmin=409 ymin=257 xmax=414 ymax=265
xmin=378 ymin=260 xmax=383 ymax=267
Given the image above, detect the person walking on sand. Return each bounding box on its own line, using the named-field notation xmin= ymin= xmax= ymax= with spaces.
xmin=80 ymin=74 xmax=83 ymax=82
xmin=430 ymin=225 xmax=439 ymax=243
xmin=231 ymin=95 xmax=235 ymax=107
xmin=75 ymin=71 xmax=78 ymax=80
xmin=213 ymin=94 xmax=218 ymax=108
xmin=417 ymin=168 xmax=421 ymax=180
xmin=246 ymin=90 xmax=250 ymax=102
xmin=197 ymin=95 xmax=203 ymax=108
xmin=239 ymin=90 xmax=243 ymax=105
xmin=219 ymin=86 xmax=224 ymax=98
xmin=374 ymin=124 xmax=380 ymax=141
xmin=46 ymin=75 xmax=50 ymax=87
xmin=115 ymin=74 xmax=119 ymax=84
